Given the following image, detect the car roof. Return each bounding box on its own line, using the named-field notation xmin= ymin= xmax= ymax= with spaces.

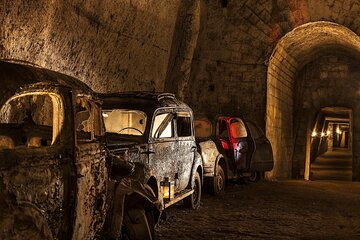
xmin=99 ymin=91 xmax=191 ymax=111
xmin=0 ymin=60 xmax=93 ymax=105
xmin=195 ymin=114 xmax=246 ymax=122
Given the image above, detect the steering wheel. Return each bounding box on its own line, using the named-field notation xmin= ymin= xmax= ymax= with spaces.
xmin=118 ymin=127 xmax=143 ymax=135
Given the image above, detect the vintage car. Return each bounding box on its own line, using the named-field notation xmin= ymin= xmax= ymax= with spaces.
xmin=100 ymin=92 xmax=203 ymax=210
xmin=0 ymin=60 xmax=159 ymax=240
xmin=195 ymin=115 xmax=274 ymax=195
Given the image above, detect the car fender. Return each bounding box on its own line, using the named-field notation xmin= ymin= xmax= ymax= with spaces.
xmin=106 ymin=178 xmax=161 ymax=239
xmin=0 ymin=200 xmax=54 ymax=240
xmin=213 ymin=153 xmax=227 ymax=176
xmin=188 ymin=151 xmax=203 ymax=189
xmin=198 ymin=140 xmax=224 ymax=177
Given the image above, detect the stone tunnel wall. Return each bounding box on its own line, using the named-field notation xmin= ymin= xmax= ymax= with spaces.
xmin=0 ymin=0 xmax=188 ymax=92
xmin=187 ymin=0 xmax=360 ymax=130
xmin=3 ymin=0 xmax=360 ymax=179
xmin=292 ymin=55 xmax=360 ymax=180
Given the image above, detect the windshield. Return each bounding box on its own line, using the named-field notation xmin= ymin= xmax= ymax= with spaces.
xmin=0 ymin=93 xmax=63 ymax=149
xmin=102 ymin=109 xmax=147 ymax=136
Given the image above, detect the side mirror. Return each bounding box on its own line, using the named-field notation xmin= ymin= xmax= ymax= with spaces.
xmin=108 ymin=153 xmax=135 ymax=179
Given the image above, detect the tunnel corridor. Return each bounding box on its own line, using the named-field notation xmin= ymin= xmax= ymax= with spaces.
xmin=311 ymin=149 xmax=352 ymax=181
xmin=2 ymin=1 xmax=360 ymax=239
xmin=267 ymin=21 xmax=360 ymax=181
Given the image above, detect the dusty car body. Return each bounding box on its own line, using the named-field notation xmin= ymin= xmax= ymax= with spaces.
xmin=0 ymin=60 xmax=159 ymax=240
xmin=100 ymin=92 xmax=203 ymax=210
xmin=195 ymin=115 xmax=274 ymax=195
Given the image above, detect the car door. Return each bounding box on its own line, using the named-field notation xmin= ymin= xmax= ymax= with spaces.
xmin=228 ymin=117 xmax=250 ymax=170
xmin=174 ymin=110 xmax=196 ymax=191
xmin=246 ymin=121 xmax=274 ymax=172
xmin=216 ymin=117 xmax=231 ymax=158
xmin=72 ymin=95 xmax=108 ymax=239
xmin=0 ymin=89 xmax=74 ymax=239
xmin=149 ymin=109 xmax=176 ymax=186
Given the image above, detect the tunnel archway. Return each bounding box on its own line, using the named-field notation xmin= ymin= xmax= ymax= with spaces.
xmin=266 ymin=21 xmax=360 ymax=180
xmin=308 ymin=107 xmax=353 ymax=181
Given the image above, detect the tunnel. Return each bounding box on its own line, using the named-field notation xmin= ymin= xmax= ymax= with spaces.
xmin=267 ymin=21 xmax=360 ymax=181
xmin=309 ymin=107 xmax=353 ymax=181
xmin=1 ymin=1 xmax=360 ymax=239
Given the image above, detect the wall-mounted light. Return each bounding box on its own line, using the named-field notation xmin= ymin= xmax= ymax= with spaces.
xmin=336 ymin=127 xmax=342 ymax=134
xmin=311 ymin=131 xmax=317 ymax=137
xmin=312 ymin=130 xmax=330 ymax=138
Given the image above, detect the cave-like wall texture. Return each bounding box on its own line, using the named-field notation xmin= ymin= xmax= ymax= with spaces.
xmin=2 ymin=0 xmax=360 ymax=179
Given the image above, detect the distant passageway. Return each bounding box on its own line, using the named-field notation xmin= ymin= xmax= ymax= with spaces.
xmin=311 ymin=149 xmax=352 ymax=181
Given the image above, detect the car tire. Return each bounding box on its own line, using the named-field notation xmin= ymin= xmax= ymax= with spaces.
xmin=248 ymin=171 xmax=260 ymax=182
xmin=122 ymin=208 xmax=154 ymax=240
xmin=184 ymin=172 xmax=201 ymax=210
xmin=208 ymin=164 xmax=225 ymax=195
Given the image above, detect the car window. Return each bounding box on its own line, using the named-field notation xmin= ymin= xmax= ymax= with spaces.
xmin=218 ymin=120 xmax=229 ymax=138
xmin=102 ymin=109 xmax=146 ymax=136
xmin=177 ymin=112 xmax=192 ymax=137
xmin=152 ymin=113 xmax=174 ymax=138
xmin=246 ymin=121 xmax=262 ymax=139
xmin=0 ymin=93 xmax=63 ymax=149
xmin=76 ymin=97 xmax=103 ymax=141
xmin=194 ymin=119 xmax=212 ymax=138
xmin=229 ymin=118 xmax=247 ymax=138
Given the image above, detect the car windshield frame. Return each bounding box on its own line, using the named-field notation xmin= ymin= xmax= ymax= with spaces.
xmin=102 ymin=109 xmax=147 ymax=137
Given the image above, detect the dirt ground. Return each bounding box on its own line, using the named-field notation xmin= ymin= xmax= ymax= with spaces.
xmin=156 ymin=180 xmax=360 ymax=240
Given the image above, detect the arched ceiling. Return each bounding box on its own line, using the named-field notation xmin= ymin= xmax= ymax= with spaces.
xmin=271 ymin=21 xmax=360 ymax=71
xmin=266 ymin=21 xmax=360 ymax=179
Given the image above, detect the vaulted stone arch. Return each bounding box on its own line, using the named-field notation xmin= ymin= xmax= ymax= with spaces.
xmin=266 ymin=21 xmax=360 ymax=180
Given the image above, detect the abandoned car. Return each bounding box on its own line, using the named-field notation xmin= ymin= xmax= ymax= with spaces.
xmin=0 ymin=60 xmax=159 ymax=240
xmin=100 ymin=92 xmax=203 ymax=210
xmin=194 ymin=115 xmax=274 ymax=195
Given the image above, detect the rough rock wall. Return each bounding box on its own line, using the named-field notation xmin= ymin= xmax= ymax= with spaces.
xmin=0 ymin=0 xmax=184 ymax=92
xmin=292 ymin=55 xmax=360 ymax=180
xmin=188 ymin=0 xmax=360 ymax=129
xmin=3 ymin=0 xmax=360 ymax=179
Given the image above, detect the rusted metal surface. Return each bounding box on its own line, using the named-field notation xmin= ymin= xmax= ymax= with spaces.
xmin=0 ymin=61 xmax=160 ymax=240
xmin=101 ymin=92 xmax=203 ymax=209
xmin=0 ymin=149 xmax=68 ymax=239
xmin=198 ymin=140 xmax=220 ymax=177
xmin=72 ymin=142 xmax=108 ymax=239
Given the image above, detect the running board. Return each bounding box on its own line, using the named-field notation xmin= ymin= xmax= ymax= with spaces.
xmin=164 ymin=189 xmax=194 ymax=209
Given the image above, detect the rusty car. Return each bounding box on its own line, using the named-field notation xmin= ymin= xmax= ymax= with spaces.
xmin=194 ymin=115 xmax=274 ymax=195
xmin=100 ymin=92 xmax=203 ymax=210
xmin=0 ymin=60 xmax=159 ymax=240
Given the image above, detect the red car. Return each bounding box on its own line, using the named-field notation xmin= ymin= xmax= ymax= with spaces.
xmin=195 ymin=115 xmax=274 ymax=195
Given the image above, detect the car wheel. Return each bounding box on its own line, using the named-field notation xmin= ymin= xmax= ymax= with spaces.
xmin=208 ymin=164 xmax=225 ymax=195
xmin=248 ymin=171 xmax=260 ymax=182
xmin=184 ymin=172 xmax=201 ymax=210
xmin=144 ymin=184 xmax=156 ymax=238
xmin=122 ymin=208 xmax=153 ymax=240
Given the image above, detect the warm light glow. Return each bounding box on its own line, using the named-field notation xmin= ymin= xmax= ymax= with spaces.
xmin=102 ymin=112 xmax=108 ymax=118
xmin=336 ymin=127 xmax=341 ymax=134
xmin=161 ymin=179 xmax=174 ymax=201
xmin=311 ymin=131 xmax=317 ymax=137
xmin=326 ymin=130 xmax=331 ymax=136
xmin=320 ymin=132 xmax=325 ymax=137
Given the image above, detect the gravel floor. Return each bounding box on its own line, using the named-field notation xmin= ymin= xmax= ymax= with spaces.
xmin=156 ymin=180 xmax=360 ymax=240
